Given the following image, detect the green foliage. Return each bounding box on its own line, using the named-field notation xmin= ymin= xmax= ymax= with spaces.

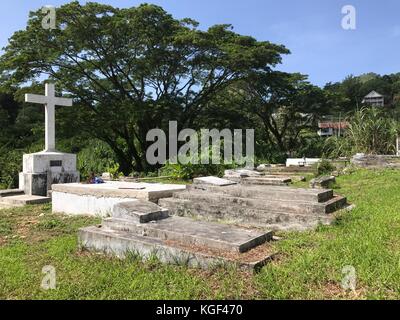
xmin=36 ymin=219 xmax=66 ymax=231
xmin=324 ymin=72 xmax=400 ymax=112
xmin=159 ymin=142 xmax=243 ymax=179
xmin=345 ymin=107 xmax=398 ymax=155
xmin=317 ymin=159 xmax=336 ymax=176
xmin=0 ymin=220 xmax=13 ymax=236
xmin=0 ymin=1 xmax=288 ymax=174
xmin=324 ymin=107 xmax=399 ymax=158
xmin=0 ymin=149 xmax=23 ymax=189
xmin=323 ymin=136 xmax=353 ymax=159
xmin=160 ymin=162 xmax=220 ymax=180
xmin=77 ymin=140 xmax=119 ymax=179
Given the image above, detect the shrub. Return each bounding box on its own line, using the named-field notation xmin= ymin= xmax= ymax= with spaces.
xmin=160 ymin=145 xmax=247 ymax=180
xmin=317 ymin=159 xmax=336 ymax=176
xmin=0 ymin=149 xmax=23 ymax=189
xmin=324 ymin=107 xmax=399 ymax=158
xmin=77 ymin=140 xmax=119 ymax=179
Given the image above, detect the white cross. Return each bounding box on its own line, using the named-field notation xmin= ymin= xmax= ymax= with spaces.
xmin=25 ymin=83 xmax=73 ymax=152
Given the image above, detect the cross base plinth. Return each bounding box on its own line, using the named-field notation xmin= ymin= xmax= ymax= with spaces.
xmin=19 ymin=151 xmax=80 ymax=196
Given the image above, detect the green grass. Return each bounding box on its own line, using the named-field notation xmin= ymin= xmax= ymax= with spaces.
xmin=1 ymin=169 xmax=400 ymax=299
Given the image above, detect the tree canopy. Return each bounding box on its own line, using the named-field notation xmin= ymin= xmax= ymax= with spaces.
xmin=0 ymin=1 xmax=289 ymax=174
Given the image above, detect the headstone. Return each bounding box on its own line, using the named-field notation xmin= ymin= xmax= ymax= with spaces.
xmin=19 ymin=83 xmax=80 ymax=196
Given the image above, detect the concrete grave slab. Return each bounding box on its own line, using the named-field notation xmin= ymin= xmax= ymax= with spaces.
xmin=79 ymin=199 xmax=275 ymax=271
xmin=103 ymin=215 xmax=272 ymax=253
xmin=193 ymin=176 xmax=237 ymax=186
xmin=0 ymin=195 xmax=51 ymax=207
xmin=79 ymin=226 xmax=274 ymax=272
xmin=112 ymin=200 xmax=169 ymax=223
xmin=52 ymin=181 xmax=186 ymax=216
xmin=224 ymin=169 xmax=262 ymax=178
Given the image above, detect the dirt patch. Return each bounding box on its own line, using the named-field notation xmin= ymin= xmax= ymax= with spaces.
xmin=320 ymin=281 xmax=367 ymax=299
xmin=0 ymin=237 xmax=7 ymax=246
xmin=163 ymin=239 xmax=277 ymax=264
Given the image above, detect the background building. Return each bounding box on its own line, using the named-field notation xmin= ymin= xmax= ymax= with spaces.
xmin=362 ymin=91 xmax=385 ymax=107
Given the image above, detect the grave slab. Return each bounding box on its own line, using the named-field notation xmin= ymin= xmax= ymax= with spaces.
xmin=103 ymin=215 xmax=272 ymax=253
xmin=79 ymin=226 xmax=274 ymax=272
xmin=193 ymin=176 xmax=237 ymax=186
xmin=0 ymin=195 xmax=51 ymax=206
xmin=112 ymin=200 xmax=169 ymax=223
xmin=52 ymin=182 xmax=186 ymax=216
xmin=0 ymin=189 xmax=24 ymax=198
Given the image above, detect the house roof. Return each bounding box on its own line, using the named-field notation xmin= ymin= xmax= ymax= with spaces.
xmin=364 ymin=90 xmax=383 ymax=98
xmin=318 ymin=121 xmax=349 ymax=129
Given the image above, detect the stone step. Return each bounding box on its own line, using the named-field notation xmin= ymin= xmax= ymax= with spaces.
xmin=159 ymin=197 xmax=336 ymax=231
xmin=102 ymin=216 xmax=272 ymax=253
xmin=78 ymin=226 xmax=274 ymax=272
xmin=268 ymin=167 xmax=316 ymax=173
xmin=112 ymin=200 xmax=169 ymax=223
xmin=0 ymin=189 xmax=25 ymax=198
xmin=0 ymin=195 xmax=51 ymax=206
xmin=0 ymin=202 xmax=22 ymax=209
xmin=172 ymin=191 xmax=346 ymax=215
xmin=242 ymin=177 xmax=292 ymax=185
xmin=188 ymin=184 xmax=333 ymax=203
xmin=224 ymin=176 xmax=291 ymax=186
xmin=193 ymin=176 xmax=237 ymax=187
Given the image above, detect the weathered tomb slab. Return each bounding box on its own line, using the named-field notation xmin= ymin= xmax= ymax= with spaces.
xmin=78 ymin=226 xmax=274 ymax=272
xmin=171 ymin=191 xmax=345 ymax=215
xmin=224 ymin=175 xmax=291 ymax=186
xmin=188 ymin=184 xmax=334 ymax=202
xmin=112 ymin=200 xmax=169 ymax=223
xmin=158 ymin=197 xmax=336 ymax=231
xmin=0 ymin=189 xmax=24 ymax=198
xmin=0 ymin=195 xmax=51 ymax=206
xmin=52 ymin=182 xmax=186 ymax=216
xmin=193 ymin=176 xmax=237 ymax=186
xmin=351 ymin=154 xmax=400 ymax=169
xmin=103 ymin=215 xmax=272 ymax=253
xmin=224 ymin=169 xmax=262 ymax=178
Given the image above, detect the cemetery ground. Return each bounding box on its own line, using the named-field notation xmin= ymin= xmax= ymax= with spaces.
xmin=1 ymin=169 xmax=400 ymax=300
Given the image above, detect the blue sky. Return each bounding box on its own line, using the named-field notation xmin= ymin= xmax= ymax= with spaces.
xmin=0 ymin=0 xmax=399 ymax=86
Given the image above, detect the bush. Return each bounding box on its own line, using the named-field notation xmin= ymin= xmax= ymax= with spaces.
xmin=159 ymin=145 xmax=247 ymax=180
xmin=160 ymin=161 xmax=236 ymax=180
xmin=77 ymin=139 xmax=120 ymax=179
xmin=0 ymin=149 xmax=23 ymax=189
xmin=324 ymin=107 xmax=399 ymax=158
xmin=317 ymin=159 xmax=336 ymax=176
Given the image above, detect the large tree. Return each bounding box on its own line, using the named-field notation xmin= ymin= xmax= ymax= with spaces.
xmin=0 ymin=2 xmax=288 ymax=174
xmin=234 ymin=72 xmax=331 ymax=157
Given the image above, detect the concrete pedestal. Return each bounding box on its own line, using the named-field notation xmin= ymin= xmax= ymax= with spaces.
xmin=19 ymin=151 xmax=80 ymax=196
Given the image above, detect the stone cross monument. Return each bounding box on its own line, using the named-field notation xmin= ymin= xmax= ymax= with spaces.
xmin=19 ymin=83 xmax=80 ymax=196
xmin=25 ymin=83 xmax=73 ymax=152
